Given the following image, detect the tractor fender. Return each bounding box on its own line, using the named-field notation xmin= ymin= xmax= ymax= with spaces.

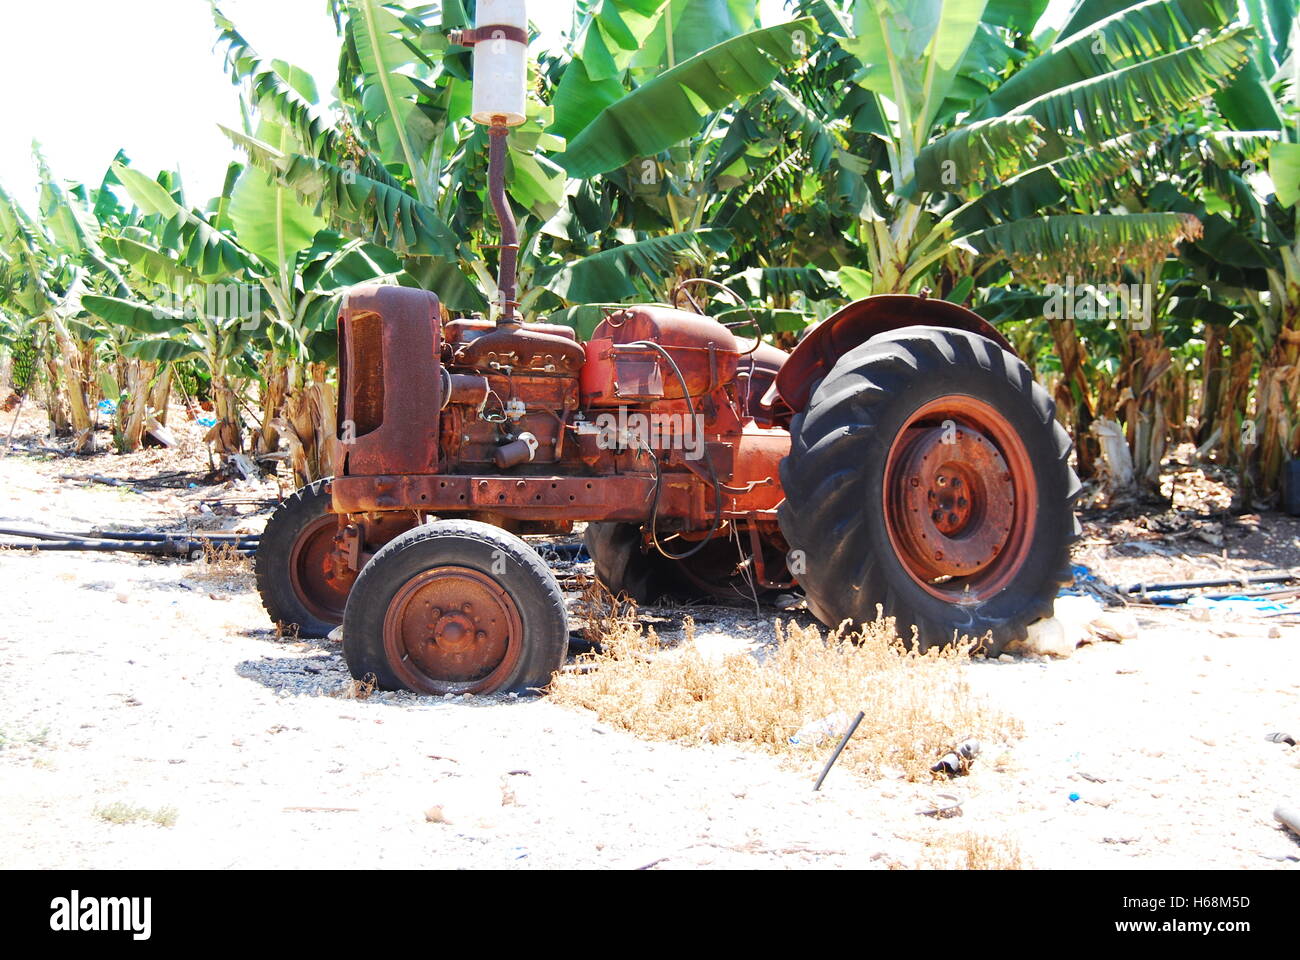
xmin=772 ymin=294 xmax=1016 ymax=414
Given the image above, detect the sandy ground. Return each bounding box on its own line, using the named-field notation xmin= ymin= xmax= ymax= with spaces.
xmin=1 ymin=412 xmax=1299 ymax=870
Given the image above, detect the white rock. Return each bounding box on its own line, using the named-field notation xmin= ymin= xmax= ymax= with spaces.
xmin=1015 ymin=617 xmax=1075 ymax=658
xmin=1053 ymin=595 xmax=1103 ymax=647
xmin=1090 ymin=611 xmax=1138 ymax=643
xmin=326 ymin=626 xmax=343 ymax=643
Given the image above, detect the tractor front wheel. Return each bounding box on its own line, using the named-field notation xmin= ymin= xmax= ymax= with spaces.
xmin=255 ymin=479 xmax=355 ymax=638
xmin=342 ymin=520 xmax=568 ymax=695
xmin=778 ymin=327 xmax=1080 ymax=654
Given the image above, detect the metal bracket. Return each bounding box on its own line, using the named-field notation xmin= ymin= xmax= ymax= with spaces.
xmin=449 ymin=25 xmax=528 ymax=46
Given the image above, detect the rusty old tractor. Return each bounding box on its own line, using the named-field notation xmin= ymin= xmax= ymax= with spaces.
xmin=253 ymin=3 xmax=1079 ymax=696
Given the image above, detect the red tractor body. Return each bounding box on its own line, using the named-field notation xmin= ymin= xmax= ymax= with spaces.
xmin=326 ymin=284 xmax=793 ymax=589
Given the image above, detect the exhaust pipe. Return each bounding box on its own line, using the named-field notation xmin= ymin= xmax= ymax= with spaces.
xmin=456 ymin=0 xmax=529 ymax=327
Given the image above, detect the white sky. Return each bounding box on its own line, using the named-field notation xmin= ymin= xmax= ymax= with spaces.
xmin=0 ymin=0 xmax=790 ymax=212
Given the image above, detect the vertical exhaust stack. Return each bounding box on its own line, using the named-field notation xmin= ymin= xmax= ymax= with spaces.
xmin=455 ymin=0 xmax=528 ymax=328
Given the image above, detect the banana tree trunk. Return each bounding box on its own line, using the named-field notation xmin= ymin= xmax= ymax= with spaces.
xmin=1197 ymin=324 xmax=1225 ymax=447
xmin=203 ymin=369 xmax=243 ymax=455
xmin=49 ymin=316 xmax=95 ymax=452
xmin=1252 ymin=312 xmax=1300 ymax=499
xmin=1214 ymin=325 xmax=1254 ymax=468
xmin=257 ymin=358 xmax=289 ymax=456
xmin=276 ymin=362 xmax=336 ymax=487
xmin=1124 ymin=330 xmax=1172 ymax=492
xmin=1046 ymin=315 xmax=1097 ymax=479
xmin=114 ymin=359 xmax=156 ymax=453
xmin=150 ymin=365 xmax=173 ymax=427
xmin=42 ymin=356 xmax=70 ymax=436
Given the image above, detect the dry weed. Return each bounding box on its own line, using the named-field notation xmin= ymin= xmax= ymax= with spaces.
xmin=190 ymin=540 xmax=254 ymax=590
xmin=550 ymin=583 xmax=1019 ymax=781
xmin=332 ymin=673 xmax=377 ymax=700
xmin=913 ymin=831 xmax=1027 ymax=870
xmin=94 ymin=802 xmax=179 ymax=828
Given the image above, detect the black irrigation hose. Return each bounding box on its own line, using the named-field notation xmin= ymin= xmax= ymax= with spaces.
xmin=0 ymin=524 xmax=258 ymax=545
xmin=1 ymin=538 xmax=256 ymax=557
xmin=0 ymin=522 xmax=259 ymax=560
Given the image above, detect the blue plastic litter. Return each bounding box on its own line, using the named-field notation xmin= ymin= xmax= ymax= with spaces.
xmin=1058 ymin=564 xmax=1097 ymax=597
xmin=196 ymin=416 xmax=217 ymax=428
xmin=1185 ymin=595 xmax=1298 ymax=615
xmin=1068 ymin=793 xmax=1080 ymax=802
xmin=97 ymin=399 xmax=117 ymax=415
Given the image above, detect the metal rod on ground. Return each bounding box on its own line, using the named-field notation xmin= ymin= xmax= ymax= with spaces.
xmin=1199 ymin=586 xmax=1300 ymax=602
xmin=1124 ymin=571 xmax=1296 ymax=594
xmin=3 ymin=394 xmax=27 ymax=455
xmin=813 ymin=711 xmax=865 ymax=792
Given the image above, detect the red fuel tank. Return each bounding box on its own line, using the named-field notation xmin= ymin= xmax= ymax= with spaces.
xmin=580 ymin=305 xmax=740 ymax=406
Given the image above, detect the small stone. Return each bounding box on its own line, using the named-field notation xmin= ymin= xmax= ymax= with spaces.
xmin=997 ymin=654 xmax=1015 ymax=663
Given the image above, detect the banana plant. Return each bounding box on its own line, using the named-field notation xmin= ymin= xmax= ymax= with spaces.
xmin=219 ymin=2 xmax=818 ymax=316
xmin=0 ymin=149 xmax=139 ymax=452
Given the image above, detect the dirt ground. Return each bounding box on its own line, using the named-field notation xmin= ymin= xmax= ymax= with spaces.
xmin=1 ymin=405 xmax=1298 ymax=870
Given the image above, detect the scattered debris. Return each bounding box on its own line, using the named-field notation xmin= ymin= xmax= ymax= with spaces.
xmin=932 ymin=740 xmax=982 ymax=777
xmin=1274 ymin=807 xmax=1300 ymax=838
xmin=917 ymin=793 xmax=964 ymax=818
xmin=1265 ymin=732 xmax=1297 ymax=747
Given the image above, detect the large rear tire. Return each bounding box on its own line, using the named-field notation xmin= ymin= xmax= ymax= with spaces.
xmin=342 ymin=520 xmax=568 ymax=695
xmin=255 ymin=479 xmax=354 ymax=638
xmin=778 ymin=327 xmax=1080 ymax=654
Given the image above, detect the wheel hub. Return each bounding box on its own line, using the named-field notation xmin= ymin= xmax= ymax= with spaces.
xmin=289 ymin=515 xmax=356 ymax=623
xmin=889 ymin=420 xmax=1018 ymax=584
xmin=383 ymin=566 xmax=522 ymax=693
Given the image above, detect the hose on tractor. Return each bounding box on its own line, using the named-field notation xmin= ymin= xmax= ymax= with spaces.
xmin=626 ymin=339 xmax=725 ymax=561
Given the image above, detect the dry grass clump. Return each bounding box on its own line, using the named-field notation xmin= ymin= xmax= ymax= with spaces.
xmin=551 ymin=582 xmax=1018 ymax=781
xmin=331 ymin=673 xmax=377 ymax=700
xmin=913 ymin=831 xmax=1027 ymax=870
xmin=190 ymin=540 xmax=254 ymax=589
xmin=94 ymin=802 xmax=179 ymax=828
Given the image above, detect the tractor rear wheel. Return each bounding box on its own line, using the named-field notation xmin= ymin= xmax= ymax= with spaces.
xmin=778 ymin=327 xmax=1080 ymax=654
xmin=255 ymin=479 xmax=355 ymax=638
xmin=342 ymin=520 xmax=568 ymax=695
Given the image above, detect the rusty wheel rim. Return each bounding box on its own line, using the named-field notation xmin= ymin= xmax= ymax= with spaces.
xmin=884 ymin=395 xmax=1037 ymax=604
xmin=288 ymin=515 xmax=354 ymax=623
xmin=381 ymin=566 xmax=523 ymax=694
